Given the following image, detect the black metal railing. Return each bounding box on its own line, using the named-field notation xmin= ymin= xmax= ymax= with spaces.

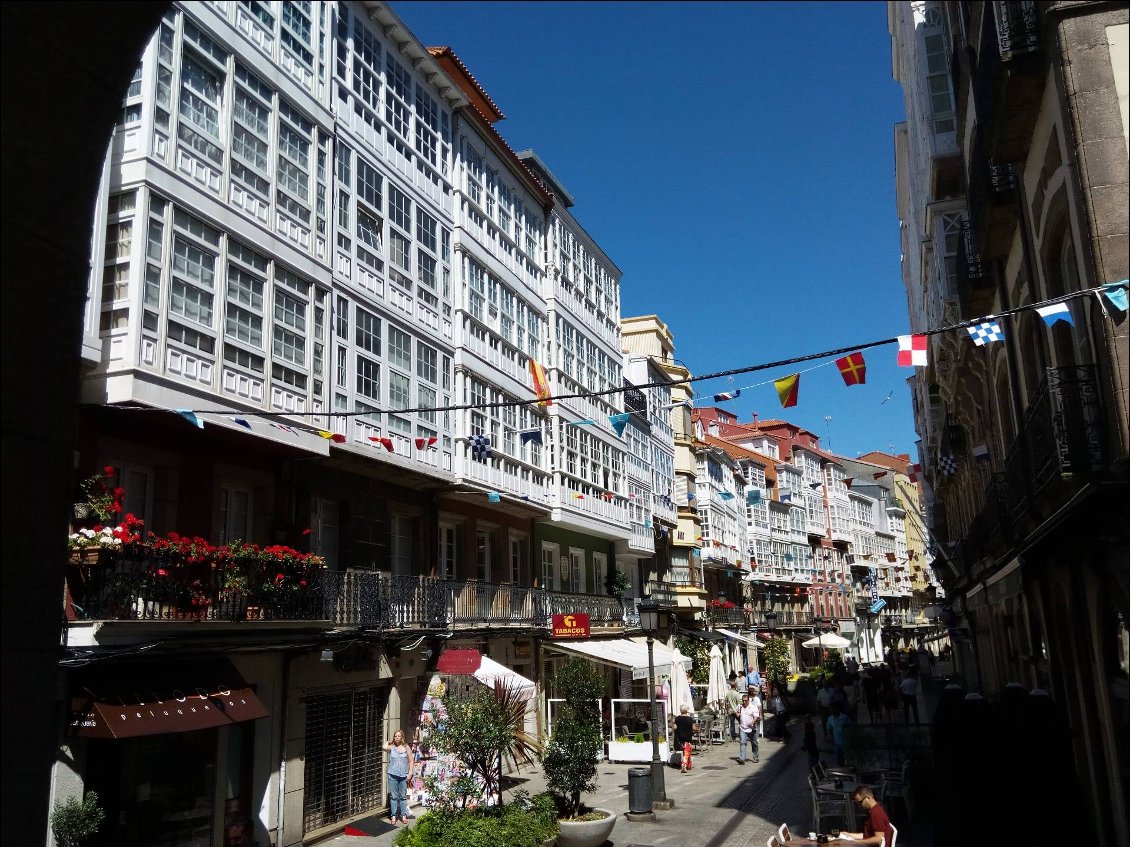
xmin=962 ymin=473 xmax=1013 ymax=564
xmin=1003 ymin=364 xmax=1104 ymax=521
xmin=68 ymin=562 xmax=630 ymax=631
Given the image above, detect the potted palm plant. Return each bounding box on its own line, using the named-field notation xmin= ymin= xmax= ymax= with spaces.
xmin=540 ymin=658 xmax=614 ymax=847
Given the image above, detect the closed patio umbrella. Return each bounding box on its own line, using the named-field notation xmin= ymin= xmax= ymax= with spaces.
xmin=706 ymin=644 xmax=728 ymax=711
xmin=668 ymin=647 xmax=695 ymax=717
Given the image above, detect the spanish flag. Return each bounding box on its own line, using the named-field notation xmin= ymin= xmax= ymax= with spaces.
xmin=529 ymin=358 xmax=553 ymax=406
xmin=774 ymin=373 xmax=800 ymax=408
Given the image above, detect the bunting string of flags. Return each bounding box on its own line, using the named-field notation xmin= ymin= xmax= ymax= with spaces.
xmin=94 ymin=281 xmax=1127 ymax=427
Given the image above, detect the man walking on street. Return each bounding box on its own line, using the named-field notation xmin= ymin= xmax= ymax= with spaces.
xmin=725 ymin=679 xmax=742 ymax=741
xmin=735 ymin=692 xmax=760 ymax=764
xmin=746 ymin=664 xmax=762 ymax=694
xmin=899 ymin=671 xmax=920 ymax=724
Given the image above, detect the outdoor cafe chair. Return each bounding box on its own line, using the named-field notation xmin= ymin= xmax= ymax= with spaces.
xmin=878 ymin=762 xmax=914 ymax=819
xmin=777 ymin=822 xmax=792 ymax=842
xmin=808 ymin=774 xmax=849 ymax=833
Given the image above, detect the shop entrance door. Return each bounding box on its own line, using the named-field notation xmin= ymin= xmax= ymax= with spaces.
xmin=302 ymin=686 xmax=388 ymax=833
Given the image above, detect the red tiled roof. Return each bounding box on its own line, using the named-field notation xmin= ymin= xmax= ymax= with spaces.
xmin=857 ymin=451 xmax=913 ymax=472
xmin=426 ymin=46 xmax=504 ymax=121
xmin=425 ymin=47 xmax=553 ymax=210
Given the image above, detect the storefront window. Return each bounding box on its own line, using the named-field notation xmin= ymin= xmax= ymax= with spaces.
xmin=89 ymin=729 xmax=217 ymax=847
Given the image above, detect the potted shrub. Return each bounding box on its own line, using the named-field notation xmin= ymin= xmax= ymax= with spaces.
xmin=50 ymin=790 xmax=105 ymax=847
xmin=540 ymin=658 xmax=614 ymax=847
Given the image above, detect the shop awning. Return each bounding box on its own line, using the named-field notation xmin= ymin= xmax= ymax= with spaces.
xmin=68 ymin=657 xmax=269 ymax=739
xmin=715 ymin=628 xmax=760 ymax=649
xmin=545 ymin=638 xmax=691 ymax=681
xmin=474 ymin=656 xmax=536 ymax=696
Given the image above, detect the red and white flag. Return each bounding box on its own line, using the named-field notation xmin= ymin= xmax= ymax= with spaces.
xmin=897 ymin=334 xmax=928 ymax=367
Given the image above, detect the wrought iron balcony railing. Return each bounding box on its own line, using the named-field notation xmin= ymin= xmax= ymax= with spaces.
xmin=66 ymin=560 xmax=631 ymax=631
xmin=1003 ymin=365 xmax=1104 ymax=521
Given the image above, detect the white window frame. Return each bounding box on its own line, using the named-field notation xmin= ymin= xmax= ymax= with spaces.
xmin=541 ymin=542 xmax=558 ymax=591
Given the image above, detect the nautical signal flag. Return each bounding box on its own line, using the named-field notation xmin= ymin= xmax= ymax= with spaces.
xmin=519 ymin=428 xmax=542 ymax=445
xmin=774 ymin=373 xmax=800 ymax=408
xmin=1099 ymin=280 xmax=1128 ymax=314
xmin=898 ymin=334 xmax=928 ymax=367
xmin=835 ymin=352 xmax=867 ymax=386
xmin=318 ymin=430 xmax=347 ymax=443
xmin=713 ymin=389 xmax=741 ymax=402
xmin=967 ymin=321 xmax=1005 ymax=345
xmin=1036 ymin=303 xmax=1073 ymax=326
xmin=528 ymin=358 xmax=552 ymax=406
xmin=972 ymin=444 xmax=991 ymax=464
xmin=414 ymin=436 xmax=437 ymax=450
xmin=908 ymin=463 xmax=923 ymax=483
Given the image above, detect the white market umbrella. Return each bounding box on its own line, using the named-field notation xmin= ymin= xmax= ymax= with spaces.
xmin=802 ymin=632 xmax=852 ymax=650
xmin=668 ymin=647 xmax=695 ymax=717
xmin=706 ymin=644 xmax=728 ymax=711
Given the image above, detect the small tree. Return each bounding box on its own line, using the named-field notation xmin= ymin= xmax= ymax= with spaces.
xmin=50 ymin=791 xmax=105 ymax=847
xmin=430 ymin=678 xmax=538 ymax=808
xmin=762 ymin=636 xmax=791 ymax=693
xmin=539 ymin=658 xmax=603 ymax=819
xmin=674 ymin=634 xmax=710 ymax=685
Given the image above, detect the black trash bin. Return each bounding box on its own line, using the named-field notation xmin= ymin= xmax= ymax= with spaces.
xmin=627 ymin=766 xmax=652 ymax=814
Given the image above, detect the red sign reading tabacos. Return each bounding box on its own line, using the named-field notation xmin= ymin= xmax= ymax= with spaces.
xmin=551 ymin=613 xmax=590 ymax=639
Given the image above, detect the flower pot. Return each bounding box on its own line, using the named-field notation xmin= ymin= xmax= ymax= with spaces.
xmin=69 ymin=547 xmax=104 ymax=566
xmin=555 ymin=808 xmax=615 ymax=847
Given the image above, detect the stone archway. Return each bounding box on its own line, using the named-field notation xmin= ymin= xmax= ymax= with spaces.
xmin=0 ymin=4 xmax=170 ymax=843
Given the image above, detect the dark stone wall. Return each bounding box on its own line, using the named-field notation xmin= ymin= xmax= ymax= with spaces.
xmin=0 ymin=4 xmax=170 ymax=844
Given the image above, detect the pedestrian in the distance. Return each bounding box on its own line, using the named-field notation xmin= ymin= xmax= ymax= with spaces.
xmin=724 ymin=679 xmax=742 ymax=741
xmin=383 ymin=729 xmax=415 ymax=825
xmin=736 ymin=692 xmax=760 ymax=764
xmin=826 ymin=702 xmax=851 ymax=766
xmin=802 ymin=716 xmax=820 ymax=769
xmin=899 ymin=671 xmax=920 ymax=724
xmin=771 ymin=689 xmax=788 ymax=741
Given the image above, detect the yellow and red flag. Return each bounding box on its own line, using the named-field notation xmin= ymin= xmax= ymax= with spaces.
xmin=774 ymin=373 xmax=800 ymax=408
xmin=529 ymin=358 xmax=553 ymax=406
xmin=835 ymin=352 xmax=867 ymax=386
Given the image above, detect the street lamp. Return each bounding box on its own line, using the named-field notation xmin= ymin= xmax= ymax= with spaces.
xmin=638 ymin=599 xmax=672 ymax=809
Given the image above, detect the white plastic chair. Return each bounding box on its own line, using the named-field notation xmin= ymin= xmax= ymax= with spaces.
xmin=777 ymin=822 xmax=792 ymax=842
xmin=888 ymin=822 xmax=898 ymax=847
xmin=766 ymin=837 xmax=782 ymax=847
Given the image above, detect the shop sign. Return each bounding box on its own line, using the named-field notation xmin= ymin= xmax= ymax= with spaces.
xmin=551 ymin=613 xmax=590 ymax=639
xmin=514 ymin=641 xmax=531 ymax=659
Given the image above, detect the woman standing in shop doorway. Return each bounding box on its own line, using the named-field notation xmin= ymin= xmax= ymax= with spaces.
xmin=384 ymin=729 xmax=416 ymax=825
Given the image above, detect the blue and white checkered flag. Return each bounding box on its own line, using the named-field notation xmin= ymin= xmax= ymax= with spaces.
xmin=967 ymin=321 xmax=1005 ymax=346
xmin=469 ymin=434 xmax=492 ymax=460
xmin=938 ymin=454 xmax=957 ymax=476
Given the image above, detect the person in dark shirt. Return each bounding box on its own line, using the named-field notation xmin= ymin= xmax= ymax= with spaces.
xmin=840 ymin=785 xmax=892 ymax=845
xmin=673 ymin=705 xmax=697 ymax=773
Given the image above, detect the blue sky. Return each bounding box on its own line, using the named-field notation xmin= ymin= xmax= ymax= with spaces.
xmin=395 ymin=1 xmax=917 ymax=461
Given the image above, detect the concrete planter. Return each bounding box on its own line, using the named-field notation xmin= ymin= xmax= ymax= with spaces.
xmin=555 ymin=808 xmax=615 ymax=847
